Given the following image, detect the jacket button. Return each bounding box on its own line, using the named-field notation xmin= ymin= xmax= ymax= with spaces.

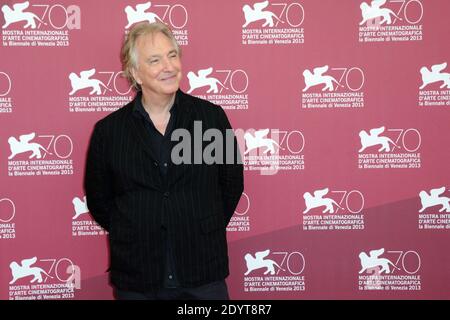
xmin=163 ymin=192 xmax=170 ymax=198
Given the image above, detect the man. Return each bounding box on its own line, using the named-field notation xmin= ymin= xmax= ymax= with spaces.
xmin=84 ymin=22 xmax=244 ymax=300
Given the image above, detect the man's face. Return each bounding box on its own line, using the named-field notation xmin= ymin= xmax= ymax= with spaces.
xmin=132 ymin=32 xmax=182 ymax=100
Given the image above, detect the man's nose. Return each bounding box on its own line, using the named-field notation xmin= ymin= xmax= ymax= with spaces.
xmin=161 ymin=57 xmax=174 ymax=71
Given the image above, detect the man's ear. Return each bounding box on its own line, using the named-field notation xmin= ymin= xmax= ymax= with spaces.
xmin=131 ymin=68 xmax=142 ymax=86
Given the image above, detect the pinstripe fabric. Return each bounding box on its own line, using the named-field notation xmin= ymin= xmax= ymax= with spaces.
xmin=84 ymin=90 xmax=244 ymax=292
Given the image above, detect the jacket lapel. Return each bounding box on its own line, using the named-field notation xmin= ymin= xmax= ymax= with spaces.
xmin=168 ymin=90 xmax=195 ymax=187
xmin=124 ymin=96 xmax=158 ymax=162
xmin=173 ymin=90 xmax=194 ymax=132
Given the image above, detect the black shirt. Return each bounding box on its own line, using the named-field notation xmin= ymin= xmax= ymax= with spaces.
xmin=132 ymin=91 xmax=180 ymax=288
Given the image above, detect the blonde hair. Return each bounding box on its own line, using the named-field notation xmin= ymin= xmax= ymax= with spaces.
xmin=121 ymin=22 xmax=181 ymax=90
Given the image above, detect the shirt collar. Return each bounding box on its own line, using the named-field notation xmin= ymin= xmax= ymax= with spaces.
xmin=132 ymin=90 xmax=179 ymax=121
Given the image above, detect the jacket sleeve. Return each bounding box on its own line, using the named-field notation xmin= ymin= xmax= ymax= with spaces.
xmin=84 ymin=122 xmax=115 ymax=232
xmin=217 ymin=107 xmax=244 ymax=225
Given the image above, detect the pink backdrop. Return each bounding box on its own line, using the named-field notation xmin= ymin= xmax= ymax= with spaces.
xmin=1 ymin=0 xmax=449 ymax=300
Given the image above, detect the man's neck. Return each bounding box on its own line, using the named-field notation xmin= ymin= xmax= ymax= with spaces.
xmin=141 ymin=91 xmax=176 ymax=117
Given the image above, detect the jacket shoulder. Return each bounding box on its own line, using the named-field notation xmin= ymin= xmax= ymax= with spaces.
xmin=180 ymin=91 xmax=226 ymax=119
xmin=94 ymin=99 xmax=134 ymax=129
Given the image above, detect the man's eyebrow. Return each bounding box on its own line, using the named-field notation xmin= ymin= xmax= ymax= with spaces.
xmin=147 ymin=50 xmax=177 ymax=59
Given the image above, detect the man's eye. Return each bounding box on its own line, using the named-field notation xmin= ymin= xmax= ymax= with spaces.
xmin=150 ymin=59 xmax=159 ymax=64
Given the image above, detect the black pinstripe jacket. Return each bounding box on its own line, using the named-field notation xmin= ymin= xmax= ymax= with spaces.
xmin=84 ymin=90 xmax=244 ymax=292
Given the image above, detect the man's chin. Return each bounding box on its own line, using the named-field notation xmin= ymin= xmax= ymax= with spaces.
xmin=162 ymin=85 xmax=180 ymax=95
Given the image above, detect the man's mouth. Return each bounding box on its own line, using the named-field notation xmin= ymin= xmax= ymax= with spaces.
xmin=160 ymin=74 xmax=177 ymax=81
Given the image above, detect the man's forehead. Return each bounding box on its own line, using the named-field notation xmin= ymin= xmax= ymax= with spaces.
xmin=136 ymin=32 xmax=174 ymax=50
